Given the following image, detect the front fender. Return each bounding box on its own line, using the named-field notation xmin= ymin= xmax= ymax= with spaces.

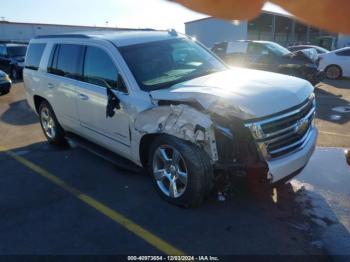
xmin=133 ymin=104 xmax=218 ymax=162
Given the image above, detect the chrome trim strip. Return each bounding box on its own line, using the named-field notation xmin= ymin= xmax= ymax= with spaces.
xmin=269 ymin=127 xmax=312 ymax=155
xmin=244 ymin=93 xmax=316 ymax=160
xmin=245 ymin=94 xmax=315 ymax=127
xmin=258 ymin=107 xmax=316 ymax=143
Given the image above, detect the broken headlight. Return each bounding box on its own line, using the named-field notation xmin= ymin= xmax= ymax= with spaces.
xmin=214 ymin=125 xmax=234 ymax=139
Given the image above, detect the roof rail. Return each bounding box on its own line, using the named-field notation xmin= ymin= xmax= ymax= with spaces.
xmin=34 ymin=34 xmax=91 ymax=39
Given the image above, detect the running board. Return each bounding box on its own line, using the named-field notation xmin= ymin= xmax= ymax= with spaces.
xmin=66 ymin=132 xmax=143 ymax=173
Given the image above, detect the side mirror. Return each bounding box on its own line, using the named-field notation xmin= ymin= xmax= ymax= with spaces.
xmin=116 ymin=73 xmax=128 ymax=93
xmin=106 ymin=88 xmax=121 ymax=118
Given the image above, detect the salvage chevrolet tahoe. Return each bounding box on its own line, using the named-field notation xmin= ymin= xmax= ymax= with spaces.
xmin=24 ymin=31 xmax=318 ymax=207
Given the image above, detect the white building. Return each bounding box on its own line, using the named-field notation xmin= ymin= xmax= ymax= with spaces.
xmin=185 ymin=10 xmax=348 ymax=50
xmin=0 ymin=21 xmax=141 ymax=43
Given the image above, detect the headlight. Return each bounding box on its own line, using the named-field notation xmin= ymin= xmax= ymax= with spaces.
xmin=245 ymin=123 xmax=265 ymax=139
xmin=215 ymin=124 xmax=234 ymax=139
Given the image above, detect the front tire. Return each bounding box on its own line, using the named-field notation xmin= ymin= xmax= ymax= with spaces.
xmin=148 ymin=135 xmax=213 ymax=208
xmin=325 ymin=65 xmax=342 ymax=80
xmin=38 ymin=101 xmax=66 ymax=145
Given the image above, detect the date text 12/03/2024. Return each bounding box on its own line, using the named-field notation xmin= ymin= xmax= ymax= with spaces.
xmin=127 ymin=256 xmax=220 ymax=261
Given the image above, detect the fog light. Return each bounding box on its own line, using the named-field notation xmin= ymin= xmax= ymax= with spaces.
xmin=345 ymin=149 xmax=350 ymax=166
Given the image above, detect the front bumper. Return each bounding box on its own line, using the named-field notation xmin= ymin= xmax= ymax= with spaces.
xmin=302 ymin=67 xmax=325 ymax=85
xmin=267 ymin=126 xmax=318 ymax=183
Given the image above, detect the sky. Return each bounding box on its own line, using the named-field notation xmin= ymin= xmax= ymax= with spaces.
xmin=0 ymin=0 xmax=289 ymax=32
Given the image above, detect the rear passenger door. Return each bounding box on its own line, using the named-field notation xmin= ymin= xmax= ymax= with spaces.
xmin=47 ymin=44 xmax=84 ymax=131
xmin=76 ymin=45 xmax=131 ymax=155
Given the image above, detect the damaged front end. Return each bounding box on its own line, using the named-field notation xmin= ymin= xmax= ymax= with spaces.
xmin=134 ymin=97 xmax=271 ymax=185
xmin=211 ymin=113 xmax=270 ymax=183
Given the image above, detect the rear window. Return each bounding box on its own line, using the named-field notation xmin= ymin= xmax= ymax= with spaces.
xmin=8 ymin=46 xmax=27 ymax=57
xmin=336 ymin=49 xmax=350 ymax=56
xmin=25 ymin=43 xmax=46 ymax=71
xmin=48 ymin=44 xmax=84 ymax=79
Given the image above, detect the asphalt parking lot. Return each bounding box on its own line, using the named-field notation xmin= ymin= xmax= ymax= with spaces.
xmin=0 ymin=81 xmax=349 ymax=257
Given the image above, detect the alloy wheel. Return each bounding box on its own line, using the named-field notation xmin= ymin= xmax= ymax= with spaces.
xmin=152 ymin=145 xmax=188 ymax=198
xmin=40 ymin=107 xmax=56 ymax=139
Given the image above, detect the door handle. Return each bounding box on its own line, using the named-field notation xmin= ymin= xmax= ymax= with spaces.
xmin=78 ymin=93 xmax=89 ymax=101
xmin=47 ymin=83 xmax=55 ymax=89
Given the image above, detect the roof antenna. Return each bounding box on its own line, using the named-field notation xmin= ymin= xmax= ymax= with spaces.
xmin=168 ymin=29 xmax=177 ymax=36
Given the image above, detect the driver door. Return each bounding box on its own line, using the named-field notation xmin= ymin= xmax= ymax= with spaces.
xmin=246 ymin=43 xmax=275 ymax=71
xmin=76 ymin=45 xmax=131 ymax=155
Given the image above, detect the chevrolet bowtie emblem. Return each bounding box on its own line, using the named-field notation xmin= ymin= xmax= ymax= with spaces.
xmin=295 ymin=118 xmax=309 ymax=135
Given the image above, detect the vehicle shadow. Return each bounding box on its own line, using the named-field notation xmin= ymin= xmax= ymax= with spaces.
xmin=315 ymin=86 xmax=350 ymax=125
xmin=1 ymin=141 xmax=349 ymax=256
xmin=206 ymin=175 xmax=350 ymax=257
xmin=322 ymin=79 xmax=350 ymax=90
xmin=11 ymin=79 xmax=24 ymax=85
xmin=0 ymin=99 xmax=38 ymax=126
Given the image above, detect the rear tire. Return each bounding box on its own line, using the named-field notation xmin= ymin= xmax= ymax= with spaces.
xmin=38 ymin=101 xmax=66 ymax=145
xmin=148 ymin=135 xmax=213 ymax=208
xmin=325 ymin=65 xmax=342 ymax=80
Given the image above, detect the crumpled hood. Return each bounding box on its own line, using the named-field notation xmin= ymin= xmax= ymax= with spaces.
xmin=150 ymin=68 xmax=314 ymax=120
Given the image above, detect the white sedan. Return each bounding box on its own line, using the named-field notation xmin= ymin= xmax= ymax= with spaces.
xmin=318 ymin=47 xmax=350 ymax=79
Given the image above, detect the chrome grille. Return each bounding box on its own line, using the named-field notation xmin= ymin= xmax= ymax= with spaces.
xmin=245 ymin=94 xmax=316 ymax=160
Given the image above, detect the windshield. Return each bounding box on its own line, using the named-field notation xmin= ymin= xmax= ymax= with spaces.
xmin=8 ymin=46 xmax=27 ymax=57
xmin=265 ymin=42 xmax=291 ymax=56
xmin=119 ymin=38 xmax=227 ymax=91
xmin=315 ymin=46 xmax=329 ymax=54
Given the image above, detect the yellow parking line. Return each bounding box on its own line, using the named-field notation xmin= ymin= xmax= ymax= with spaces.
xmin=0 ymin=146 xmax=185 ymax=256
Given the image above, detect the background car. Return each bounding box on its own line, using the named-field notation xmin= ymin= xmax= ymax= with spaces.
xmin=318 ymin=47 xmax=350 ymax=79
xmin=0 ymin=43 xmax=27 ymax=80
xmin=288 ymin=45 xmax=329 ymax=55
xmin=212 ymin=40 xmax=324 ymax=85
xmin=0 ymin=70 xmax=12 ymax=95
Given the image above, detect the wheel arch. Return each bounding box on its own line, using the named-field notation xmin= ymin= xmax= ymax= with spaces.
xmin=325 ymin=64 xmax=343 ymax=77
xmin=135 ymin=104 xmax=218 ymax=167
xmin=33 ymin=95 xmax=49 ymax=113
xmin=139 ymin=133 xmax=159 ymax=168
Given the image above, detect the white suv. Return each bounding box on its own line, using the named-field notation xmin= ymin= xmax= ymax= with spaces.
xmin=24 ymin=31 xmax=318 ymax=207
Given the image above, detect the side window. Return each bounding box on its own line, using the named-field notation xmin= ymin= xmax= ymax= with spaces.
xmin=25 ymin=43 xmax=46 ymax=71
xmin=248 ymin=43 xmax=269 ymax=56
xmin=83 ymin=46 xmax=127 ymax=92
xmin=48 ymin=44 xmax=83 ymax=79
xmin=336 ymin=49 xmax=350 ymax=56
